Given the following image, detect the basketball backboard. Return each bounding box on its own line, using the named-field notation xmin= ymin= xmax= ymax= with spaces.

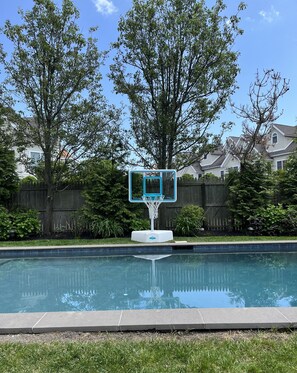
xmin=128 ymin=169 xmax=177 ymax=203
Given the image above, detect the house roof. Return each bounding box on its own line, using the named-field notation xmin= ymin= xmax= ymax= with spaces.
xmin=268 ymin=140 xmax=297 ymax=157
xmin=202 ymin=154 xmax=226 ymax=170
xmin=272 ymin=123 xmax=297 ymax=138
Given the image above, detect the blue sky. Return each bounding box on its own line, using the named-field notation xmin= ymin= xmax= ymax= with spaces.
xmin=0 ymin=0 xmax=296 ymax=137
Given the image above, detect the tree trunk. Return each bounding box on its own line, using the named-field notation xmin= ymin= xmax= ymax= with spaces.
xmin=44 ymin=185 xmax=55 ymax=236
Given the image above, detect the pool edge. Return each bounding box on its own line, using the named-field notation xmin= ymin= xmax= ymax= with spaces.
xmin=0 ymin=307 xmax=296 ymax=334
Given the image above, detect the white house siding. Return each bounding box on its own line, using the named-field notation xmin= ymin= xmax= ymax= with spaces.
xmin=206 ymin=155 xmax=240 ymax=178
xmin=177 ymin=165 xmax=202 ymax=179
xmin=266 ymin=125 xmax=294 ymax=153
xmin=13 ymin=145 xmax=43 ymax=179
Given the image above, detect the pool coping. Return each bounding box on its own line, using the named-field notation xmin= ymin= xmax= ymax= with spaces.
xmin=1 ymin=240 xmax=297 ymax=333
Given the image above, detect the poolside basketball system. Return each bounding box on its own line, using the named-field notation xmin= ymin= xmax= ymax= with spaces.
xmin=128 ymin=169 xmax=177 ymax=243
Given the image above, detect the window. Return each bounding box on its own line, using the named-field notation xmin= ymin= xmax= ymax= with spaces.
xmin=30 ymin=151 xmax=43 ymax=165
xmin=277 ymin=160 xmax=286 ymax=170
xmin=220 ymin=171 xmax=225 ymax=179
xmin=272 ymin=133 xmax=278 ymax=144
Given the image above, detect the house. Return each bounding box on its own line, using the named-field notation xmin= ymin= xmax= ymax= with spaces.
xmin=177 ymin=123 xmax=297 ymax=179
xmin=14 ymin=145 xmax=44 ymax=179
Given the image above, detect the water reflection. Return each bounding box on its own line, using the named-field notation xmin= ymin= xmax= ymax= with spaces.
xmin=0 ymin=252 xmax=297 ymax=313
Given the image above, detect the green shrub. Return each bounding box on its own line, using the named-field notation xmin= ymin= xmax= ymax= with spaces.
xmin=0 ymin=207 xmax=13 ymax=240
xmin=199 ymin=173 xmax=220 ymax=182
xmin=13 ymin=209 xmax=41 ymax=238
xmin=0 ymin=208 xmax=40 ymax=240
xmin=20 ymin=176 xmax=38 ymax=184
xmin=130 ymin=218 xmax=150 ymax=231
xmin=179 ymin=174 xmax=195 ymax=182
xmin=0 ymin=146 xmax=19 ymax=206
xmin=249 ymin=204 xmax=297 ymax=235
xmin=174 ymin=205 xmax=204 ymax=236
xmin=79 ymin=160 xmax=143 ymax=236
xmin=90 ymin=218 xmax=124 ymax=238
xmin=227 ymin=160 xmax=273 ymax=229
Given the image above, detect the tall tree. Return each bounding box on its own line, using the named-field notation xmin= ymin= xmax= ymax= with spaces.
xmin=0 ymin=0 xmax=121 ymax=235
xmin=110 ymin=0 xmax=246 ymax=169
xmin=227 ymin=69 xmax=289 ymax=168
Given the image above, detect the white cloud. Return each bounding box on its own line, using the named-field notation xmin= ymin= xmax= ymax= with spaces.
xmin=259 ymin=5 xmax=280 ymax=23
xmin=93 ymin=0 xmax=118 ymax=15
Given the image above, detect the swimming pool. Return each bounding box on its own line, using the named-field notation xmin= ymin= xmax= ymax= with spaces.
xmin=1 ymin=251 xmax=297 ymax=313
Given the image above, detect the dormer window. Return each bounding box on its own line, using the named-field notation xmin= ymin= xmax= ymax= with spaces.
xmin=272 ymin=133 xmax=278 ymax=144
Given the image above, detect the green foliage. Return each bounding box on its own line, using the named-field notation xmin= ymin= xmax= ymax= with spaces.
xmin=78 ymin=160 xmax=142 ymax=238
xmin=1 ymin=0 xmax=122 ymax=235
xmin=12 ymin=209 xmax=41 ymax=239
xmin=0 ymin=208 xmax=40 ymax=240
xmin=130 ymin=218 xmax=150 ymax=231
xmin=0 ymin=207 xmax=13 ymax=240
xmin=111 ymin=0 xmax=245 ymax=168
xmin=199 ymin=173 xmax=220 ymax=182
xmin=90 ymin=218 xmax=124 ymax=239
xmin=19 ymin=176 xmax=38 ymax=184
xmin=249 ymin=204 xmax=297 ymax=235
xmin=175 ymin=205 xmax=204 ymax=236
xmin=227 ymin=160 xmax=273 ymax=228
xmin=0 ymin=145 xmax=19 ymax=206
xmin=275 ymin=154 xmax=297 ymax=206
xmin=179 ymin=174 xmax=195 ymax=182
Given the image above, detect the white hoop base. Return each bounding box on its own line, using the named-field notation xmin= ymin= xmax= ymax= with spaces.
xmin=131 ymin=230 xmax=173 ymax=243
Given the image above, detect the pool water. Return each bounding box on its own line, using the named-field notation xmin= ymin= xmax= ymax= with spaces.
xmin=0 ymin=252 xmax=297 ymax=313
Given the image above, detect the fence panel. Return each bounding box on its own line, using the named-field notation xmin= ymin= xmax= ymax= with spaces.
xmin=161 ymin=180 xmax=231 ymax=231
xmin=14 ymin=180 xmax=231 ymax=232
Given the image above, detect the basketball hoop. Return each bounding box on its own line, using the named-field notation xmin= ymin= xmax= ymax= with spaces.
xmin=128 ymin=169 xmax=177 ymax=242
xmin=142 ymin=195 xmax=164 ymax=231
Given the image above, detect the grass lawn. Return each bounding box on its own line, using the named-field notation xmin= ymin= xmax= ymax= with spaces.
xmin=1 ymin=235 xmax=297 ymax=247
xmin=0 ymin=331 xmax=297 ymax=372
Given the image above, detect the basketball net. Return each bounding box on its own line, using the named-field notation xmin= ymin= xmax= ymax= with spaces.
xmin=142 ymin=195 xmax=164 ymax=231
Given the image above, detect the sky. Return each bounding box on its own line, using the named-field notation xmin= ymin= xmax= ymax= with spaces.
xmin=0 ymin=0 xmax=296 ymax=138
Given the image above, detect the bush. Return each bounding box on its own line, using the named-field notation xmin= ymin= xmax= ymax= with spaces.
xmin=174 ymin=205 xmax=204 ymax=236
xmin=227 ymin=160 xmax=273 ymax=229
xmin=179 ymin=174 xmax=195 ymax=182
xmin=78 ymin=160 xmax=143 ymax=237
xmin=0 ymin=146 xmax=19 ymax=206
xmin=199 ymin=173 xmax=220 ymax=182
xmin=0 ymin=207 xmax=13 ymax=240
xmin=0 ymin=208 xmax=40 ymax=240
xmin=13 ymin=209 xmax=41 ymax=239
xmin=90 ymin=218 xmax=124 ymax=238
xmin=130 ymin=218 xmax=150 ymax=231
xmin=249 ymin=204 xmax=297 ymax=235
xmin=20 ymin=176 xmax=38 ymax=184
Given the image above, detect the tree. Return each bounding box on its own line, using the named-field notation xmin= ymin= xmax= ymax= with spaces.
xmin=227 ymin=69 xmax=289 ymax=168
xmin=226 ymin=159 xmax=273 ymax=229
xmin=77 ymin=160 xmax=143 ymax=237
xmin=275 ymin=153 xmax=297 ymax=206
xmin=0 ymin=0 xmax=121 ymax=235
xmin=0 ymin=147 xmax=19 ymax=208
xmin=110 ymin=0 xmax=246 ymax=169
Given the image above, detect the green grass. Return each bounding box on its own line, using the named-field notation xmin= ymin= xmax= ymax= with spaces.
xmin=1 ymin=332 xmax=297 ymax=372
xmin=0 ymin=235 xmax=297 ymax=247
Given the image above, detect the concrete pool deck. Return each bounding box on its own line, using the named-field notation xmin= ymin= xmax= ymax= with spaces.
xmin=1 ymin=240 xmax=297 ymax=333
xmin=1 ymin=307 xmax=297 ymax=334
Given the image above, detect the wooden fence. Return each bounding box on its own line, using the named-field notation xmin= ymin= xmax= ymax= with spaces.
xmin=159 ymin=180 xmax=231 ymax=231
xmin=13 ymin=179 xmax=231 ymax=232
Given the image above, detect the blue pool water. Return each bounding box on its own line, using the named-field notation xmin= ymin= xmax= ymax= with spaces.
xmin=0 ymin=252 xmax=297 ymax=313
